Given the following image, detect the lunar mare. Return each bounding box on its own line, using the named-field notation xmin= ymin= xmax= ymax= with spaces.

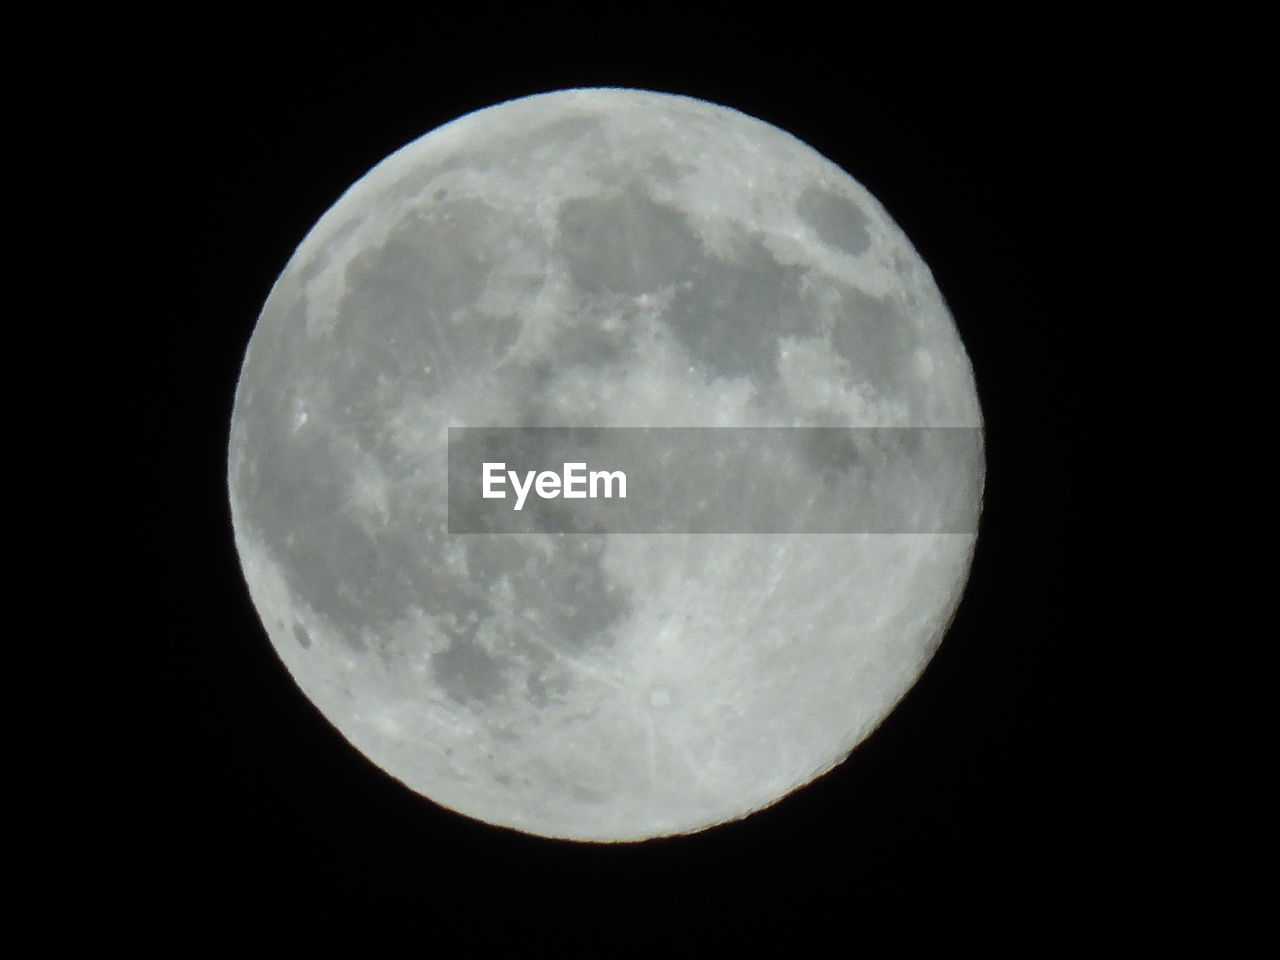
xmin=229 ymin=89 xmax=983 ymax=841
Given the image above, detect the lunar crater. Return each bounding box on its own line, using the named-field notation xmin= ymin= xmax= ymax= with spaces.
xmin=796 ymin=184 xmax=872 ymax=257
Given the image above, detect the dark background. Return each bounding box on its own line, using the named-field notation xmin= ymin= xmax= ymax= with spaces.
xmin=138 ymin=16 xmax=1100 ymax=936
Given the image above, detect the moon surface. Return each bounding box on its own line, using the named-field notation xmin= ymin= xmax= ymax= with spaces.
xmin=228 ymin=88 xmax=984 ymax=841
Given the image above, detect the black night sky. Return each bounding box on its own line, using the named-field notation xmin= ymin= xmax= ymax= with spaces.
xmin=133 ymin=15 xmax=1104 ymax=937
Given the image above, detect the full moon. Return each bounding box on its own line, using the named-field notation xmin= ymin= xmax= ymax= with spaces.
xmin=228 ymin=88 xmax=984 ymax=841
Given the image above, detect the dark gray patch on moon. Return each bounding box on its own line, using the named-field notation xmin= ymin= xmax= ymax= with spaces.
xmin=831 ymin=288 xmax=919 ymax=400
xmin=337 ymin=198 xmax=529 ymax=400
xmin=422 ymin=537 xmax=633 ymax=706
xmin=432 ymin=632 xmax=507 ymax=704
xmin=294 ymin=624 xmax=312 ymax=649
xmin=243 ymin=467 xmax=635 ymax=705
xmin=550 ymin=322 xmax=631 ymax=370
xmin=642 ymin=152 xmax=693 ymax=185
xmin=527 ymin=668 xmax=572 ymax=707
xmin=557 ymin=184 xmax=701 ymax=296
xmin=665 ymin=239 xmax=810 ymax=383
xmin=797 ymin=186 xmax=871 ymax=257
xmin=234 ymin=207 xmax=633 ymax=670
xmin=462 ymin=537 xmax=631 ymax=652
xmin=797 ymin=429 xmax=863 ymax=485
xmin=502 ymin=325 xmax=634 ymax=429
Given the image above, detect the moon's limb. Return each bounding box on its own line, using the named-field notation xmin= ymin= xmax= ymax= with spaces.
xmin=228 ymin=89 xmax=983 ymax=841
